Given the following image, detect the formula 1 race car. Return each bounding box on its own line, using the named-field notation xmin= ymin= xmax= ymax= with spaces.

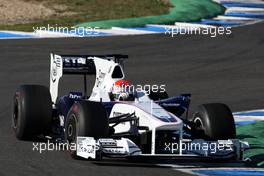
xmin=12 ymin=53 xmax=248 ymax=160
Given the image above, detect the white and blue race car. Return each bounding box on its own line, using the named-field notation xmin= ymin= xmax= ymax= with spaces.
xmin=12 ymin=53 xmax=248 ymax=160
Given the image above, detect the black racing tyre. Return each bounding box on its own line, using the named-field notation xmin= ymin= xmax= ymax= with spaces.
xmin=148 ymin=89 xmax=168 ymax=101
xmin=191 ymin=103 xmax=236 ymax=140
xmin=65 ymin=100 xmax=108 ymax=159
xmin=12 ymin=85 xmax=52 ymax=140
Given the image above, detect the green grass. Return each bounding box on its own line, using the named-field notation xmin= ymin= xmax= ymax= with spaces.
xmin=0 ymin=0 xmax=171 ymax=31
xmin=77 ymin=0 xmax=225 ymax=29
xmin=236 ymin=121 xmax=264 ymax=167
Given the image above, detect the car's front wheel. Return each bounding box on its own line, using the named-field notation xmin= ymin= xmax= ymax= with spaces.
xmin=65 ymin=100 xmax=109 ymax=159
xmin=191 ymin=103 xmax=236 ymax=140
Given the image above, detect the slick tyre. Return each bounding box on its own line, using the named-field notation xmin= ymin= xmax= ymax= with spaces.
xmin=191 ymin=103 xmax=236 ymax=140
xmin=65 ymin=101 xmax=108 ymax=159
xmin=12 ymin=85 xmax=52 ymax=140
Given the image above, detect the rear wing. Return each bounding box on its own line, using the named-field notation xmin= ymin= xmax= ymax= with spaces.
xmin=60 ymin=54 xmax=128 ymax=74
xmin=50 ymin=53 xmax=128 ymax=103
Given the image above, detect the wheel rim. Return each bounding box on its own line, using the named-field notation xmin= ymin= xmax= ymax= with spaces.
xmin=68 ymin=124 xmax=73 ymax=137
xmin=193 ymin=116 xmax=204 ymax=130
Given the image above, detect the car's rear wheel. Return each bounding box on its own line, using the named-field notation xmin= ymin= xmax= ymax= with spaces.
xmin=65 ymin=100 xmax=108 ymax=159
xmin=191 ymin=103 xmax=236 ymax=140
xmin=12 ymin=85 xmax=52 ymax=140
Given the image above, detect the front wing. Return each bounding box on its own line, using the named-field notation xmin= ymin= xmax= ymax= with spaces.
xmin=76 ymin=137 xmax=249 ymax=161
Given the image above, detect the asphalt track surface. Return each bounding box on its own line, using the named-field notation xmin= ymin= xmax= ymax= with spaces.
xmin=0 ymin=22 xmax=263 ymax=176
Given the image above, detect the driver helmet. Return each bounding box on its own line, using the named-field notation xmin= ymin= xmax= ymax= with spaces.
xmin=111 ymin=80 xmax=131 ymax=101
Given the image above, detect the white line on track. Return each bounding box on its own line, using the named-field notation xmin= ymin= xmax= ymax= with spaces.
xmin=214 ymin=15 xmax=259 ymax=20
xmin=226 ymin=7 xmax=264 ymax=12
